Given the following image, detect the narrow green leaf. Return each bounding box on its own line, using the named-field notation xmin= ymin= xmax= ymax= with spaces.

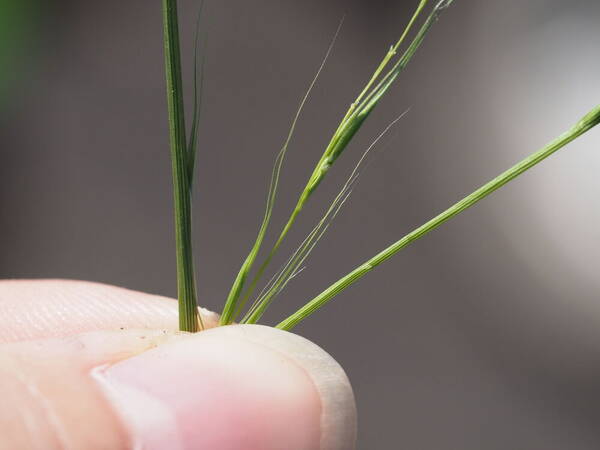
xmin=219 ymin=19 xmax=344 ymax=325
xmin=187 ymin=0 xmax=206 ymax=182
xmin=239 ymin=0 xmax=454 ymax=305
xmin=162 ymin=0 xmax=201 ymax=332
xmin=242 ymin=112 xmax=407 ymax=324
xmin=276 ymin=104 xmax=600 ymax=330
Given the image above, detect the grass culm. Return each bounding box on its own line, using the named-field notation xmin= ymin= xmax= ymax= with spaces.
xmin=160 ymin=0 xmax=600 ymax=332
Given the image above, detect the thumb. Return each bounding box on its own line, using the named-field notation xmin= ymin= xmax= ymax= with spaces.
xmin=0 ymin=324 xmax=356 ymax=450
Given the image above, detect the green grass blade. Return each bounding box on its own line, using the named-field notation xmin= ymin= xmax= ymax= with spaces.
xmin=218 ymin=19 xmax=344 ymax=325
xmin=351 ymin=0 xmax=429 ymax=110
xmin=353 ymin=0 xmax=454 ymax=119
xmin=162 ymin=0 xmax=201 ymax=332
xmin=239 ymin=0 xmax=453 ymax=305
xmin=242 ymin=111 xmax=407 ymax=324
xmin=187 ymin=0 xmax=206 ymax=182
xmin=276 ymin=104 xmax=600 ymax=331
xmin=242 ymin=184 xmax=353 ymax=324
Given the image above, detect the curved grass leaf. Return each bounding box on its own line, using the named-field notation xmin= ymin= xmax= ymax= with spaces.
xmin=237 ymin=0 xmax=455 ymax=308
xmin=219 ymin=19 xmax=344 ymax=325
xmin=242 ymin=111 xmax=408 ymax=324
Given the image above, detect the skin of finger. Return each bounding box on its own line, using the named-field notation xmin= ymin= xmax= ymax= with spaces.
xmin=0 ymin=280 xmax=356 ymax=449
xmin=205 ymin=325 xmax=357 ymax=450
xmin=0 ymin=279 xmax=219 ymax=343
xmin=0 ymin=329 xmax=174 ymax=450
xmin=98 ymin=327 xmax=324 ymax=450
xmin=0 ymin=328 xmax=353 ymax=450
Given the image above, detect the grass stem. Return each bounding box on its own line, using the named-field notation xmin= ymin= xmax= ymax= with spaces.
xmin=277 ymin=105 xmax=600 ymax=331
xmin=162 ymin=0 xmax=202 ymax=332
xmin=228 ymin=0 xmax=452 ymax=318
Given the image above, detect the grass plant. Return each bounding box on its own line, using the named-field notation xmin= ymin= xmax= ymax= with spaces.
xmin=218 ymin=18 xmax=345 ymax=325
xmin=220 ymin=0 xmax=454 ymax=325
xmin=162 ymin=0 xmax=203 ymax=332
xmin=161 ymin=0 xmax=600 ymax=333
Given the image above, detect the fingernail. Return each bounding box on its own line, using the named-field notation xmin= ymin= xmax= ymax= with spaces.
xmin=93 ymin=325 xmax=355 ymax=450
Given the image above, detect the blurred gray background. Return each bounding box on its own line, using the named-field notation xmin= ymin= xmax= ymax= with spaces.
xmin=2 ymin=0 xmax=600 ymax=448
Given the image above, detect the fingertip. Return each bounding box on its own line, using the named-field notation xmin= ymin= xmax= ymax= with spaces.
xmin=96 ymin=325 xmax=356 ymax=450
xmin=212 ymin=325 xmax=357 ymax=450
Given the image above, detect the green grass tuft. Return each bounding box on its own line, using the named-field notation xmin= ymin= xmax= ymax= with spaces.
xmin=221 ymin=0 xmax=454 ymax=324
xmin=160 ymin=0 xmax=598 ymax=333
